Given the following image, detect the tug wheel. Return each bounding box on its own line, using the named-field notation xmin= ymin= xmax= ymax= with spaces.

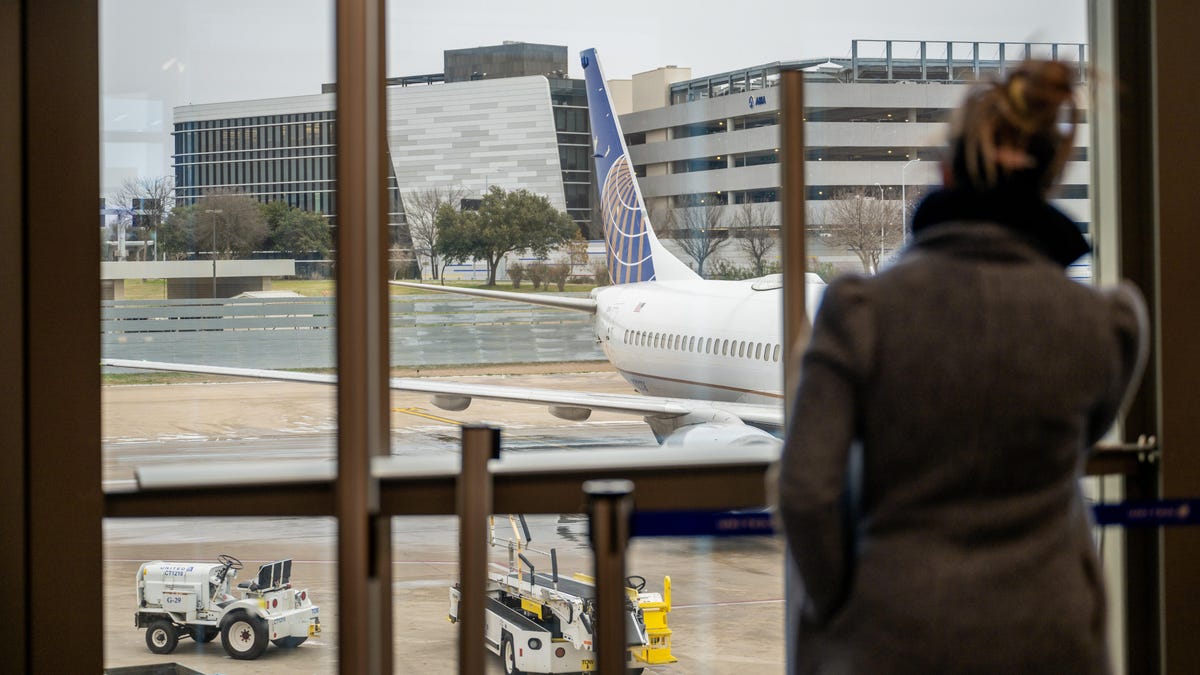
xmin=217 ymin=553 xmax=243 ymax=570
xmin=221 ymin=611 xmax=268 ymax=660
xmin=145 ymin=619 xmax=178 ymax=654
xmin=501 ymin=633 xmax=524 ymax=675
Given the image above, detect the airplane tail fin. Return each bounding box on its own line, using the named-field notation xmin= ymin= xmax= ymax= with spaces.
xmin=581 ymin=49 xmax=699 ymax=285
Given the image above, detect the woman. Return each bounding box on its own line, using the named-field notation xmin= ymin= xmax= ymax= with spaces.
xmin=778 ymin=61 xmax=1147 ymax=674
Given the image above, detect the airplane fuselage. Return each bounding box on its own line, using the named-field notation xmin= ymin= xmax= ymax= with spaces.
xmin=593 ymin=278 xmax=789 ymax=405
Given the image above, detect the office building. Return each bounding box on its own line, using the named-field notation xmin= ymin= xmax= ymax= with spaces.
xmin=173 ymin=42 xmax=597 ymax=249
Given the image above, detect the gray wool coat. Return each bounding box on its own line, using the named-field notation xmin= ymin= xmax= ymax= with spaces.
xmin=778 ymin=222 xmax=1147 ymax=674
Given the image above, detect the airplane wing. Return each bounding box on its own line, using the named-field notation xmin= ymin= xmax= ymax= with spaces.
xmin=390 ymin=281 xmax=596 ymax=313
xmin=100 ymin=358 xmax=782 ymax=432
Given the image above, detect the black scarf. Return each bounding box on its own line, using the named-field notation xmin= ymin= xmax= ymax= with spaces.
xmin=910 ymin=186 xmax=1090 ymax=268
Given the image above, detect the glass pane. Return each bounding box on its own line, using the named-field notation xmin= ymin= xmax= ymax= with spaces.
xmin=100 ymin=1 xmax=335 ymax=670
xmin=377 ymin=1 xmax=1088 ymax=671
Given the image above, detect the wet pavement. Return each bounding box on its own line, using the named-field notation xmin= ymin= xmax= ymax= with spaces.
xmin=102 ymin=371 xmax=786 ymax=674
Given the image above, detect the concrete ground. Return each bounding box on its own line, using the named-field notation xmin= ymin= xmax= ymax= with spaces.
xmin=102 ymin=365 xmax=786 ymax=674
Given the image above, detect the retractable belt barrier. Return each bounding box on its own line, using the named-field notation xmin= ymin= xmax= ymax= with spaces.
xmin=630 ymin=501 xmax=1200 ymax=538
xmin=1092 ymin=499 xmax=1200 ymax=527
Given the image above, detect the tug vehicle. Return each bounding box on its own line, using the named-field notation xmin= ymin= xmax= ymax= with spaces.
xmin=135 ymin=554 xmax=320 ymax=660
xmin=449 ymin=516 xmax=676 ymax=674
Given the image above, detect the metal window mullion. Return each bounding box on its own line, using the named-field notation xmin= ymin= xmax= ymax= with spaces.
xmin=335 ymin=0 xmax=391 ymax=673
xmin=780 ymin=67 xmax=808 ymax=675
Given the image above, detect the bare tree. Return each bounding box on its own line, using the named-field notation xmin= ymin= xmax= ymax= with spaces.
xmin=667 ymin=204 xmax=728 ymax=278
xmin=821 ymin=189 xmax=903 ymax=274
xmin=732 ymin=202 xmax=779 ymax=277
xmin=403 ymin=186 xmax=468 ymax=280
xmin=196 ymin=190 xmax=268 ymax=259
xmin=117 ymin=175 xmax=175 ymax=261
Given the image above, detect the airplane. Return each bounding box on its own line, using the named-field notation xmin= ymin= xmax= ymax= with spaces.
xmin=102 ymin=48 xmax=825 ymax=448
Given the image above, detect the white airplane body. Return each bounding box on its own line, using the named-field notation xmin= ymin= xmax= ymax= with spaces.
xmin=103 ymin=48 xmax=824 ymax=448
xmin=593 ymin=275 xmax=824 ymax=406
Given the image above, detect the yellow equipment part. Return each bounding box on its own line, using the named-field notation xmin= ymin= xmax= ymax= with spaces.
xmin=571 ymin=572 xmax=678 ymax=666
xmin=633 ymin=576 xmax=677 ymax=665
xmin=520 ymin=597 xmax=545 ymax=620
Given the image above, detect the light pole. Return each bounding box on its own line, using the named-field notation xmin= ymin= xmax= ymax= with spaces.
xmin=874 ymin=182 xmax=885 ymax=271
xmin=901 ymin=158 xmax=921 ymax=246
xmin=204 ymin=209 xmax=223 ymax=298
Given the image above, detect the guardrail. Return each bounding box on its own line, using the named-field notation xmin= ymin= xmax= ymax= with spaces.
xmin=101 ymin=294 xmax=602 ymax=369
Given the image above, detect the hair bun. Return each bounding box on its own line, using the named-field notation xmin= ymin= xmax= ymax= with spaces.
xmin=1006 ymin=61 xmax=1075 ymax=133
xmin=953 ymin=59 xmax=1078 ymax=192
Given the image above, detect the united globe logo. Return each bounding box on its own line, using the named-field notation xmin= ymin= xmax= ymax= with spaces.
xmin=600 ymin=155 xmax=655 ymax=284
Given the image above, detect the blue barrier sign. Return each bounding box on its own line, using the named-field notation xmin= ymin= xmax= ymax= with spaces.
xmin=632 ymin=500 xmax=1200 ymax=537
xmin=632 ymin=510 xmax=775 ymax=537
xmin=1091 ymin=499 xmax=1200 ymax=527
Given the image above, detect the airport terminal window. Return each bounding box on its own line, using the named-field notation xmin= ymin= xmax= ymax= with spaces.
xmin=732 ymin=111 xmax=778 ymax=130
xmin=807 ymin=147 xmax=927 ymax=162
xmin=672 ymin=119 xmax=726 ymax=139
xmin=86 ymin=4 xmax=1106 ymax=674
xmin=672 ymin=156 xmax=727 ymax=173
xmin=733 ymin=150 xmax=779 ymax=167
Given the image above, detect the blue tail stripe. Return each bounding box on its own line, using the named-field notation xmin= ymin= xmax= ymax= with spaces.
xmin=581 ymin=48 xmax=656 ymax=284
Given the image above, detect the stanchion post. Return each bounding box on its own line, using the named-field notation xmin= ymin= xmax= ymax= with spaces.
xmin=458 ymin=425 xmax=500 ymax=675
xmin=584 ymin=479 xmax=635 ymax=675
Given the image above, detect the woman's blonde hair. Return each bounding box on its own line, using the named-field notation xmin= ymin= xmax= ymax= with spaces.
xmin=951 ymin=60 xmax=1078 ymax=193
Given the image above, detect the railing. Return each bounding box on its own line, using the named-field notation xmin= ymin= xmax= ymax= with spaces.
xmin=101 ymin=295 xmax=601 ymax=369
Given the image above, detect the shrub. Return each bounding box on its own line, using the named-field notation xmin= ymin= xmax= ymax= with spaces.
xmin=526 ymin=261 xmax=547 ymax=289
xmin=546 ymin=262 xmax=571 ymax=291
xmin=591 ymin=262 xmax=610 ymax=286
xmin=808 ymin=257 xmax=839 ymax=282
xmin=507 ymin=262 xmax=525 ymax=288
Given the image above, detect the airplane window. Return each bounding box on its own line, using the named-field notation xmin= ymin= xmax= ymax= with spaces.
xmin=654 ymin=333 xmax=660 ymax=349
xmin=722 ymin=339 xmax=729 ymax=356
xmin=674 ymin=335 xmax=681 ymax=350
xmin=738 ymin=341 xmax=746 ymax=358
xmin=689 ymin=336 xmax=696 ymax=352
xmin=705 ymin=337 xmax=712 ymax=353
xmin=755 ymin=343 xmax=763 ymax=359
xmin=773 ymin=344 xmax=781 ymax=362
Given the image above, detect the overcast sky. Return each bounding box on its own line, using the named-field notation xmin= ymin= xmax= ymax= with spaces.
xmin=100 ymin=0 xmax=1086 ymax=184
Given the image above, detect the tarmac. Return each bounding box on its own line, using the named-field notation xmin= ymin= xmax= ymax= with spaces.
xmin=102 ymin=367 xmax=787 ymax=674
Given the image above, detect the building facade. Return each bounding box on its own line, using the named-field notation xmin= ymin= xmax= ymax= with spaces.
xmin=172 ymin=42 xmax=597 ymax=249
xmin=616 ymin=40 xmax=1090 ymax=270
xmin=173 ymin=40 xmax=1089 ymax=275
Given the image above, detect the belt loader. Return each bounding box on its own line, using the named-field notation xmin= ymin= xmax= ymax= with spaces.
xmin=449 ymin=516 xmax=676 ymax=674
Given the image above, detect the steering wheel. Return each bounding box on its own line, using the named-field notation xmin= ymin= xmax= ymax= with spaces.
xmin=217 ymin=554 xmax=243 ymax=571
xmin=625 ymin=575 xmax=646 ymax=592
